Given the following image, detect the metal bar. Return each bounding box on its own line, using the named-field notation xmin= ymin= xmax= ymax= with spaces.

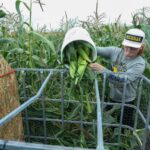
xmin=21 ymin=97 xmax=98 ymax=104
xmin=61 ymin=71 xmax=64 ymax=128
xmin=0 ymin=71 xmax=52 ymax=126
xmin=16 ymin=68 xmax=66 ymax=73
xmin=22 ymin=117 xmax=96 ymax=125
xmin=102 ymin=73 xmax=106 ymax=113
xmin=22 ymin=70 xmax=31 ymax=142
xmin=141 ymin=86 xmax=150 ymax=150
xmin=24 ymin=135 xmax=57 ymax=140
xmin=0 ymin=140 xmax=95 ymax=150
xmin=105 ymin=142 xmax=119 ymax=147
xmin=1 ymin=69 xmax=150 ymax=150
xmin=40 ymin=70 xmax=47 ymax=144
xmin=134 ymin=78 xmax=143 ymax=130
xmin=117 ymin=75 xmax=127 ymax=149
xmin=95 ymin=79 xmax=105 ymax=150
xmin=80 ymin=83 xmax=84 ymax=133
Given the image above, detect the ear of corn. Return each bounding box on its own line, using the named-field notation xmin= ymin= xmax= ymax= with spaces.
xmin=75 ymin=56 xmax=88 ymax=85
xmin=84 ymin=47 xmax=90 ymax=56
xmin=86 ymin=94 xmax=92 ymax=113
xmin=77 ymin=48 xmax=92 ymax=63
xmin=64 ymin=43 xmax=77 ymax=63
xmin=63 ymin=41 xmax=93 ymax=84
xmin=69 ymin=60 xmax=77 ymax=78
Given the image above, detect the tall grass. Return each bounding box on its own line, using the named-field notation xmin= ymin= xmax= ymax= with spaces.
xmin=0 ymin=0 xmax=150 ymax=149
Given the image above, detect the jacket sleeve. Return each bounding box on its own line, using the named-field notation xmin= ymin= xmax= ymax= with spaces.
xmin=102 ymin=62 xmax=145 ymax=84
xmin=96 ymin=46 xmax=120 ymax=59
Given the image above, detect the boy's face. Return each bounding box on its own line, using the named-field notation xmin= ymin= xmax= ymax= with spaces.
xmin=123 ymin=46 xmax=141 ymax=58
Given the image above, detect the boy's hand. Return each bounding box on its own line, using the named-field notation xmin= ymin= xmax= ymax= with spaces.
xmin=89 ymin=63 xmax=105 ymax=73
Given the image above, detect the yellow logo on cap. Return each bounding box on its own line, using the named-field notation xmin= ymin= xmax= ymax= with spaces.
xmin=113 ymin=66 xmax=118 ymax=73
xmin=126 ymin=34 xmax=143 ymax=42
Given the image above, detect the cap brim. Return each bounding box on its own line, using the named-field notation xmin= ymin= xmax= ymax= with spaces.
xmin=122 ymin=39 xmax=142 ymax=48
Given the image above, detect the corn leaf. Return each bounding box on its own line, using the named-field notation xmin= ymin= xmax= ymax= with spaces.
xmin=29 ymin=31 xmax=56 ymax=56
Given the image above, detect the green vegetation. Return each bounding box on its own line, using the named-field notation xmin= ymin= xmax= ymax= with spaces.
xmin=0 ymin=0 xmax=150 ymax=149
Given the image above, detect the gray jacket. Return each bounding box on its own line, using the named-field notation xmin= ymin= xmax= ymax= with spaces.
xmin=97 ymin=46 xmax=145 ymax=102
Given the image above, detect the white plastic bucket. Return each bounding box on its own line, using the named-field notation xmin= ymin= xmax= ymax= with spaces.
xmin=61 ymin=27 xmax=97 ymax=62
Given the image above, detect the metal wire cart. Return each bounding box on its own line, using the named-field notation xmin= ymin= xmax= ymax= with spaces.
xmin=0 ymin=68 xmax=150 ymax=150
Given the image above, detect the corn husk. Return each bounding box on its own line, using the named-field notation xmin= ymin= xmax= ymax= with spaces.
xmin=64 ymin=41 xmax=93 ymax=84
xmin=0 ymin=55 xmax=24 ymax=141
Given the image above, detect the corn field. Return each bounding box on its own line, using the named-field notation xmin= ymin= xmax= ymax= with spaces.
xmin=0 ymin=0 xmax=150 ymax=150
